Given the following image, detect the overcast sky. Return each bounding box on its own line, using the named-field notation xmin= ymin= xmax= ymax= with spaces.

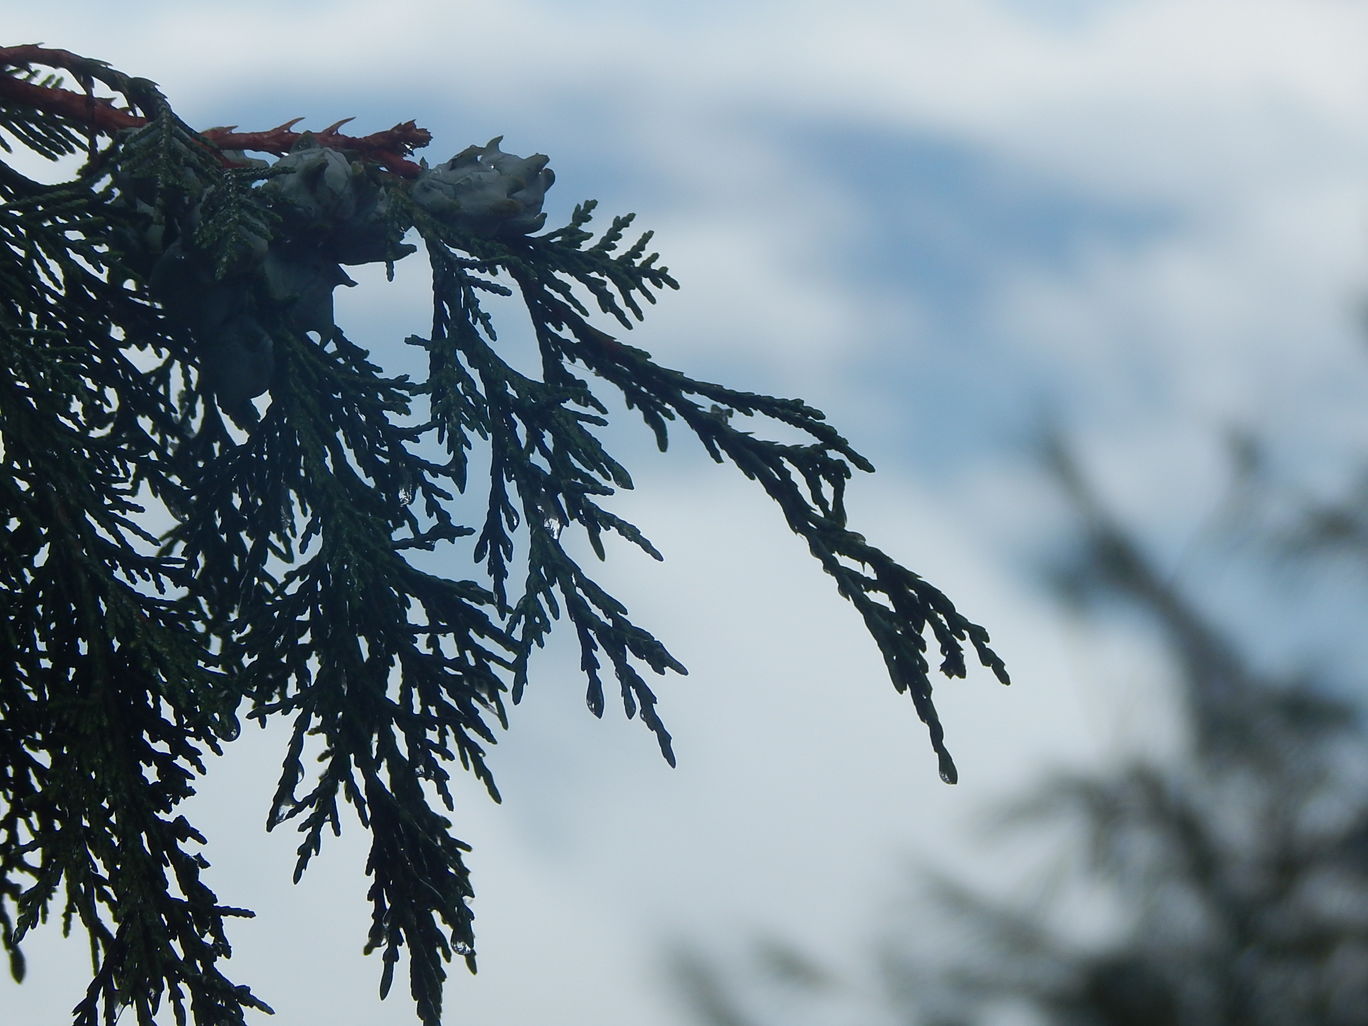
xmin=7 ymin=2 xmax=1368 ymax=1024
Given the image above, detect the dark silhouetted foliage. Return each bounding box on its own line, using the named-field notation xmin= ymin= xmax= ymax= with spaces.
xmin=0 ymin=46 xmax=1007 ymax=1026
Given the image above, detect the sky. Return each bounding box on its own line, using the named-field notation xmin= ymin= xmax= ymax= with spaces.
xmin=7 ymin=2 xmax=1368 ymax=1024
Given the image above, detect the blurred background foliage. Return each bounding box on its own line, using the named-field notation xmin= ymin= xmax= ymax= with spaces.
xmin=673 ymin=411 xmax=1368 ymax=1026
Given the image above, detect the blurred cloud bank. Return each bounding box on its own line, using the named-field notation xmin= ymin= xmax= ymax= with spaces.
xmin=6 ymin=2 xmax=1368 ymax=1023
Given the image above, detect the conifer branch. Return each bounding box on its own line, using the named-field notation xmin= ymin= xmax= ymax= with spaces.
xmin=0 ymin=47 xmax=1009 ymax=1026
xmin=1 ymin=46 xmax=430 ymax=174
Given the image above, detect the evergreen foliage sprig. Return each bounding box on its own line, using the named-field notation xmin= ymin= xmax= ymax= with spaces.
xmin=0 ymin=46 xmax=1008 ymax=1026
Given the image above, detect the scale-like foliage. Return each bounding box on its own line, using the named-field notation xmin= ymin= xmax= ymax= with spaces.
xmin=0 ymin=46 xmax=1008 ymax=1026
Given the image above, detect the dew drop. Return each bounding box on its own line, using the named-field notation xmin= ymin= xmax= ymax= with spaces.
xmin=938 ymin=751 xmax=959 ymax=785
xmin=216 ymin=713 xmax=241 ymax=742
xmin=267 ymin=802 xmax=294 ymax=830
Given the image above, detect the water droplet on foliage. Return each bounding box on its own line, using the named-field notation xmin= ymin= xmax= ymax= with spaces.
xmin=937 ymin=752 xmax=958 ymax=785
xmin=216 ymin=713 xmax=241 ymax=742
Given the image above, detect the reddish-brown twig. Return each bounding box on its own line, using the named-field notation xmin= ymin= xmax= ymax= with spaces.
xmin=0 ymin=66 xmax=141 ymax=133
xmin=0 ymin=44 xmax=433 ymax=177
xmin=200 ymin=119 xmax=431 ymax=177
